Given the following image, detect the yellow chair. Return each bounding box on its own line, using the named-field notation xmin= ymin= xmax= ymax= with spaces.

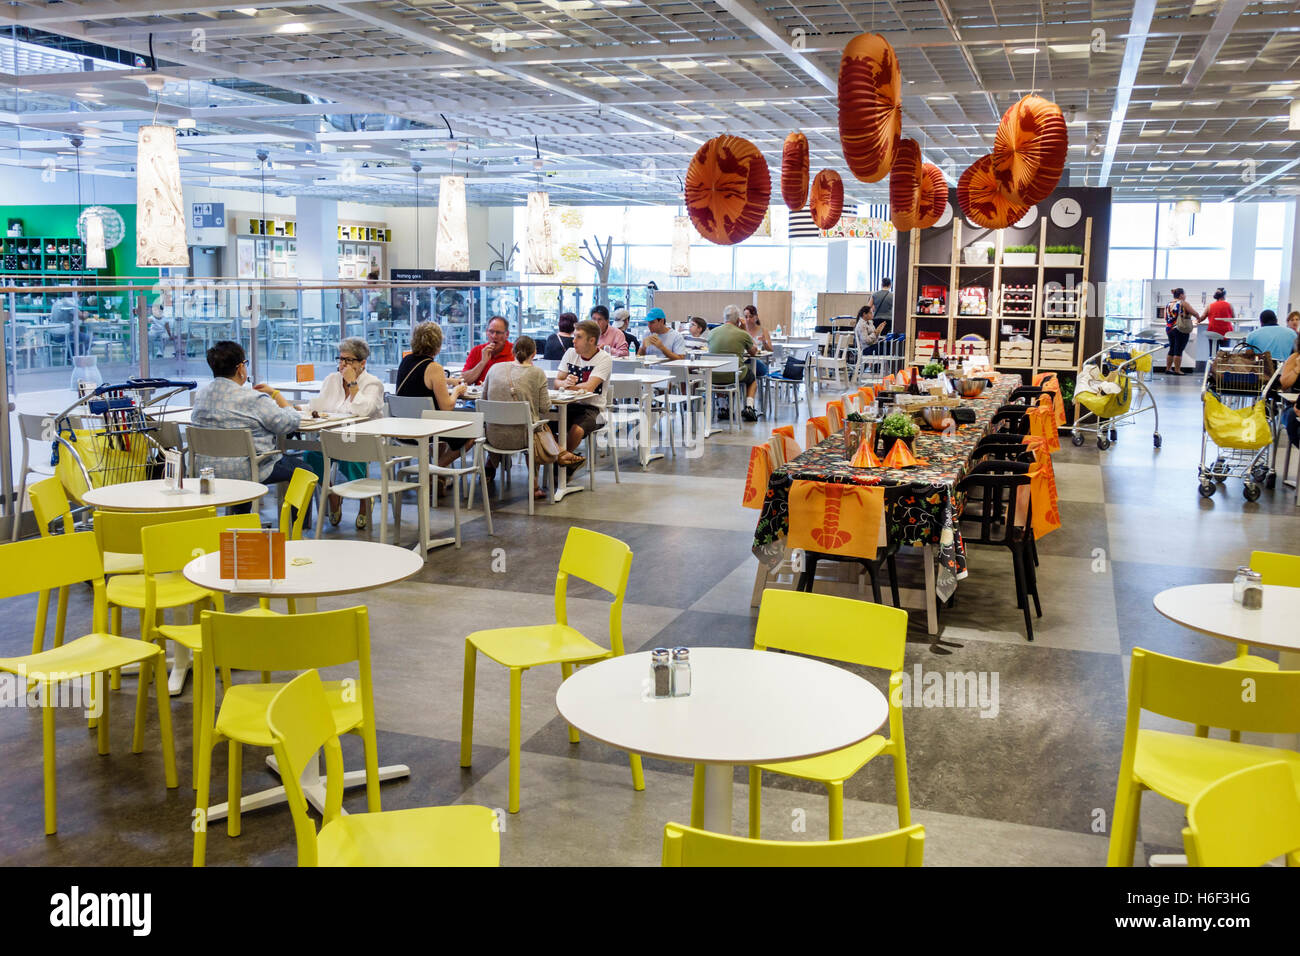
xmin=662 ymin=821 xmax=924 ymax=867
xmin=746 ymin=589 xmax=910 ymax=840
xmin=1107 ymin=648 xmax=1300 ymax=866
xmin=1182 ymin=761 xmax=1300 ymax=867
xmin=268 ymin=669 xmax=499 ymax=867
xmin=193 ymin=607 xmax=383 ymax=867
xmin=258 ymin=468 xmax=319 ymax=614
xmin=141 ymin=512 xmax=264 ymax=785
xmin=460 ymin=526 xmax=645 ymax=813
xmin=0 ymin=533 xmax=177 ymax=833
xmin=26 ymin=477 xmax=76 ymax=658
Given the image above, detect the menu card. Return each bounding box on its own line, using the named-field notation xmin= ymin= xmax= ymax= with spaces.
xmin=219 ymin=529 xmax=286 ymax=583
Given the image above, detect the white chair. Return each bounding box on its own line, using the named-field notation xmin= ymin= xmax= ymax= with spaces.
xmin=603 ymin=378 xmax=651 ymax=476
xmin=316 ymin=428 xmax=419 ymax=545
xmin=813 ymin=331 xmax=853 ymax=394
xmin=612 ymin=359 xmax=643 ymax=375
xmin=705 ymin=353 xmax=743 ymax=432
xmin=662 ymin=364 xmax=705 ymax=455
xmin=416 ymin=410 xmax=495 ymax=549
xmin=11 ymin=413 xmax=58 ymax=542
xmin=478 ymin=399 xmax=550 ymax=515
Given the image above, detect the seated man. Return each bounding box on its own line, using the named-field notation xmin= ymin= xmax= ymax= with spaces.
xmin=591 ymin=305 xmax=629 ymax=357
xmin=191 ymin=340 xmax=307 ymax=516
xmin=638 ymin=308 xmax=687 ymax=360
xmin=708 ymin=304 xmax=760 ymax=422
xmin=556 ymin=319 xmax=612 ymax=474
xmin=613 ymin=307 xmax=639 ymax=355
xmin=1244 ymin=309 xmax=1298 ymax=359
xmin=461 ymin=315 xmax=514 ymax=385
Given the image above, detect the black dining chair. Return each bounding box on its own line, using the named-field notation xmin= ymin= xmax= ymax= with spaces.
xmin=956 ymin=460 xmax=1042 ymax=641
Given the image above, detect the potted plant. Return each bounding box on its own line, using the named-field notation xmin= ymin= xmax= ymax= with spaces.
xmin=1044 ymin=244 xmax=1083 ymax=267
xmin=921 ymin=361 xmax=944 ymax=379
xmin=1002 ymin=244 xmax=1038 ymax=266
xmin=876 ymin=412 xmax=919 ymax=457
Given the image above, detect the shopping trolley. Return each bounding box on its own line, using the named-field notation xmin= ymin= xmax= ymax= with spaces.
xmin=1071 ymin=339 xmax=1162 ymax=450
xmin=50 ymin=378 xmax=196 ymax=505
xmin=1197 ymin=345 xmax=1283 ymax=501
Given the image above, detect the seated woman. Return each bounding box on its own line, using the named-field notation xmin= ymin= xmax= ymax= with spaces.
xmin=484 ymin=336 xmax=582 ymax=500
xmin=543 ymin=312 xmax=576 ymax=361
xmin=854 ymin=304 xmax=886 ymax=356
xmin=304 ymin=336 xmax=386 ymax=529
xmin=1282 ymin=338 xmax=1300 ymax=449
xmin=395 ymin=321 xmax=469 ymax=472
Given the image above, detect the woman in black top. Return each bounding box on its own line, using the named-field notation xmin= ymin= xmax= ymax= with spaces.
xmin=543 ymin=312 xmax=577 ymax=361
xmin=396 ymin=321 xmax=469 ymax=468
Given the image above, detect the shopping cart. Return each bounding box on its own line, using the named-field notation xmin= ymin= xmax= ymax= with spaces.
xmin=1197 ymin=345 xmax=1283 ymax=501
xmin=1072 ymin=339 xmax=1162 ymax=450
xmin=50 ymin=378 xmax=196 ymax=505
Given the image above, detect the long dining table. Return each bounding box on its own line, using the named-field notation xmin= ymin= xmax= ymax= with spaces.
xmin=751 ymin=373 xmax=1022 ymax=634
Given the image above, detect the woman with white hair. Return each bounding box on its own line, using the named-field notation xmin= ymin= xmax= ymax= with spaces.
xmin=304 ymin=336 xmax=386 ymax=528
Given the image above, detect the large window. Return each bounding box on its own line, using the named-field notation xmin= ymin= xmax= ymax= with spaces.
xmin=1256 ymin=202 xmax=1287 ymax=313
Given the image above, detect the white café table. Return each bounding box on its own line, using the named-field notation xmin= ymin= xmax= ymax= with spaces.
xmin=1154 ymin=583 xmax=1300 ymax=749
xmin=267 ymin=380 xmax=395 ymax=398
xmin=328 ymin=416 xmax=468 ymax=555
xmin=82 ymin=477 xmax=267 ymax=512
xmin=660 ymin=357 xmax=732 ymax=437
xmin=555 ymin=647 xmax=888 ymax=833
xmin=183 ymin=538 xmax=423 ymax=822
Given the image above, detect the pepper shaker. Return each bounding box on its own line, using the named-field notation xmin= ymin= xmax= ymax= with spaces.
xmin=199 ymin=467 xmax=215 ymax=495
xmin=670 ymin=647 xmax=692 ymax=697
xmin=650 ymin=648 xmax=671 ymax=698
xmin=1242 ymin=570 xmax=1264 ymax=610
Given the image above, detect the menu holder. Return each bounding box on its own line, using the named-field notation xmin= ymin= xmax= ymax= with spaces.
xmin=295 ymin=363 xmax=315 ymax=382
xmin=161 ymin=449 xmax=185 ymax=493
xmin=219 ymin=528 xmax=286 ymax=590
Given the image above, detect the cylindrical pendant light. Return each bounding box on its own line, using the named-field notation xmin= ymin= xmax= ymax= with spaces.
xmin=436 ymin=175 xmax=469 ymax=271
xmin=85 ymin=213 xmax=107 ymax=269
xmin=135 ymin=124 xmax=189 ymax=267
xmin=526 ymin=190 xmax=555 ymax=275
xmin=670 ymin=215 xmax=691 ymax=277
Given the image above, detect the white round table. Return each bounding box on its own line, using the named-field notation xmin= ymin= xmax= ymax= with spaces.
xmin=82 ymin=477 xmax=267 ymax=511
xmin=181 ymin=538 xmax=424 ymax=827
xmin=555 ymin=646 xmax=888 ymax=832
xmin=1153 ymin=584 xmax=1300 ymax=662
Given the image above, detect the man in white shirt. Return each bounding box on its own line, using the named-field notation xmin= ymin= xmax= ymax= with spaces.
xmin=638 ymin=307 xmax=687 ymax=360
xmin=557 ymin=319 xmax=612 ymax=471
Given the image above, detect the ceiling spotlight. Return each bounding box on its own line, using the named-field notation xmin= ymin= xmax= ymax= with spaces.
xmin=1090 ymin=142 xmax=1103 ymax=156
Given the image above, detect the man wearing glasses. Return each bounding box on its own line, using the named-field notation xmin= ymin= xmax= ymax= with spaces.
xmin=191 ymin=339 xmax=307 ymax=515
xmin=461 ymin=315 xmax=514 ymax=385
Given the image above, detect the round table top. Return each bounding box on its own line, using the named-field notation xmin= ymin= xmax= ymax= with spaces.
xmin=1153 ymin=583 xmax=1300 ymax=653
xmin=82 ymin=478 xmax=267 ymax=511
xmin=341 ymin=416 xmax=466 ymax=439
xmin=554 ymin=647 xmax=889 ymax=765
xmin=183 ymin=539 xmax=423 ymax=597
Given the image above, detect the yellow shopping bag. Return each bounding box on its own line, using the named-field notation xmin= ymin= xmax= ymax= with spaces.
xmin=1202 ymin=392 xmax=1271 ymax=450
xmin=54 ymin=428 xmax=150 ymax=505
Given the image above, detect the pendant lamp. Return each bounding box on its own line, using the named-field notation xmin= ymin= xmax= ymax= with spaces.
xmin=436 ymin=175 xmax=469 ymax=271
xmin=85 ymin=213 xmax=107 ymax=269
xmin=684 ymin=134 xmax=771 ymax=245
xmin=136 ymin=124 xmax=189 ymax=267
xmin=670 ymin=215 xmax=691 ymax=277
xmin=525 ymin=190 xmax=554 ymax=275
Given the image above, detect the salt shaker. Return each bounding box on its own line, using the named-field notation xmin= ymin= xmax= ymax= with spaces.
xmin=650 ymin=648 xmax=671 ymax=699
xmin=199 ymin=467 xmax=215 ymax=495
xmin=1242 ymin=570 xmax=1264 ymax=610
xmin=1232 ymin=566 xmax=1253 ymax=604
xmin=671 ymin=647 xmax=692 ymax=698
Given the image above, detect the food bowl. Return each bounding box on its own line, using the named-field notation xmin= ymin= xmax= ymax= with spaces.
xmin=919 ymin=406 xmax=950 ymax=430
xmin=955 ymin=377 xmax=987 ymax=399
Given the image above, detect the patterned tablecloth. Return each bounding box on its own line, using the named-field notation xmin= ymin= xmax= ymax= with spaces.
xmin=752 ymin=374 xmax=1022 ymax=584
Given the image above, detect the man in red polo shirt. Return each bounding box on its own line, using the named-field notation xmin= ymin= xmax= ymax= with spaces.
xmin=461 ymin=315 xmax=513 ymax=385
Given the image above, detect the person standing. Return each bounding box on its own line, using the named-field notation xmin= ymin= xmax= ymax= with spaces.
xmin=1164 ymin=288 xmax=1200 ymax=375
xmin=1201 ymin=287 xmax=1234 ymax=336
xmin=461 ymin=315 xmax=514 ymax=385
xmin=870 ymin=277 xmax=894 ymax=335
xmin=591 ymin=305 xmax=629 ymax=357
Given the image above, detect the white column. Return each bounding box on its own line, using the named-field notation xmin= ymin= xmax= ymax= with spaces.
xmin=295 ymin=198 xmax=338 ymax=281
xmin=826 ymin=240 xmax=849 ymax=293
xmin=1282 ymin=199 xmax=1299 ymax=316
xmin=1229 ymin=202 xmax=1258 ymax=280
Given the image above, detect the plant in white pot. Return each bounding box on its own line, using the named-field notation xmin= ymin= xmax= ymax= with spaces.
xmin=1043 ymin=244 xmax=1083 ymax=267
xmin=1002 ymin=244 xmax=1037 ymax=266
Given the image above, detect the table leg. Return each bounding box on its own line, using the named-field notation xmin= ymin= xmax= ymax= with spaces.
xmin=415 ymin=434 xmax=455 ymax=555
xmin=640 ymin=385 xmax=664 ymax=468
xmin=168 ymin=603 xmax=196 ymax=695
xmin=1279 ymin=650 xmax=1300 ymax=751
xmin=702 ymin=370 xmax=723 ymax=438
xmin=553 ymin=402 xmax=585 ymax=502
xmin=924 ymin=544 xmax=939 ymax=635
xmin=696 ymin=763 xmax=734 ymax=833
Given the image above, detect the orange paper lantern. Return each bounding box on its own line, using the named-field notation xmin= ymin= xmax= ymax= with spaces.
xmin=781 ymin=132 xmax=810 ymax=211
xmin=684 ymin=135 xmax=772 ymax=245
xmin=991 ymin=94 xmax=1068 ymax=206
xmin=838 ymin=33 xmax=902 ymax=183
xmin=809 ymin=169 xmax=844 ymax=230
xmin=915 ymin=163 xmax=948 ymax=229
xmin=958 ymin=154 xmax=1029 ymax=230
xmin=889 ymin=138 xmax=923 ymax=231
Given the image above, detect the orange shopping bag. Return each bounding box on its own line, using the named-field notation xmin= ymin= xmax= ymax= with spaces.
xmin=787 ymin=480 xmax=885 ymax=560
xmin=742 ymin=443 xmax=776 ymax=509
xmin=1022 ymin=436 xmax=1061 ymax=537
xmin=1034 ymin=372 xmax=1066 ymax=427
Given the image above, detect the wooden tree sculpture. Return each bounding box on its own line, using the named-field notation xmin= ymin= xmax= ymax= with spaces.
xmin=486 ymin=241 xmax=518 ymax=272
xmin=581 ymin=235 xmax=613 ymax=306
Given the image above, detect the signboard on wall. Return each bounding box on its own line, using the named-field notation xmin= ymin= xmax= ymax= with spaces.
xmin=187 ymin=201 xmax=227 ymax=247
xmin=390 ymin=269 xmax=477 ymax=283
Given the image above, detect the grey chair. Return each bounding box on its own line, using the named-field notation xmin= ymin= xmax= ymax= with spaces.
xmin=478 ymin=399 xmax=549 ymax=515
xmin=317 ymin=428 xmax=418 ymax=545
xmin=385 ymin=394 xmax=436 ymax=418
xmin=12 ymin=412 xmax=58 ymax=541
xmin=186 ymin=425 xmax=273 ymax=483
